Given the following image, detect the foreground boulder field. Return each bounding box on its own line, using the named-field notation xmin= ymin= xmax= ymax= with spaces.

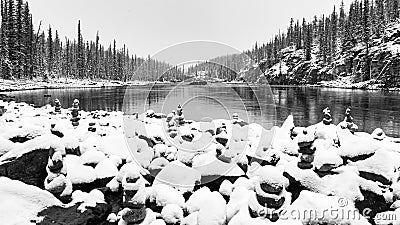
xmin=1 ymin=100 xmax=400 ymax=225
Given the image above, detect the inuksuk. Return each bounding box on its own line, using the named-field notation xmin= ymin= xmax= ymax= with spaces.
xmin=175 ymin=104 xmax=185 ymax=126
xmin=70 ymin=99 xmax=80 ymax=127
xmin=120 ymin=170 xmax=147 ymax=224
xmin=44 ymin=152 xmax=72 ymax=203
xmin=54 ymin=99 xmax=62 ymax=114
xmin=248 ymin=166 xmax=289 ymax=222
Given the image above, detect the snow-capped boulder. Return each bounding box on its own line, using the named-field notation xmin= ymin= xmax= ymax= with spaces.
xmin=161 ymin=204 xmax=183 ymax=224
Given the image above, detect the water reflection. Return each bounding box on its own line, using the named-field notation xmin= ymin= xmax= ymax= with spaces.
xmin=4 ymin=85 xmax=400 ymax=137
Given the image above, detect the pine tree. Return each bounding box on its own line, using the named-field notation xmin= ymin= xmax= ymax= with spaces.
xmin=77 ymin=20 xmax=84 ymax=78
xmin=47 ymin=26 xmax=53 ymax=77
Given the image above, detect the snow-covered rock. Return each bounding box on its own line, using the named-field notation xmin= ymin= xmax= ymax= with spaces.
xmin=0 ymin=177 xmax=62 ymax=224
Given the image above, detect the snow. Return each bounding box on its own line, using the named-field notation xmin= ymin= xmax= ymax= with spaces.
xmin=0 ymin=177 xmax=62 ymax=224
xmin=219 ymin=179 xmax=234 ymax=196
xmin=80 ymin=150 xmax=107 ymax=165
xmin=0 ymin=134 xmax=65 ymax=163
xmin=66 ymin=162 xmax=97 ymax=184
xmin=149 ymin=184 xmax=185 ymax=208
xmin=185 ymin=187 xmax=212 ymax=214
xmin=181 ymin=212 xmax=199 ymax=225
xmin=350 ymin=149 xmax=400 ymax=184
xmin=197 ymin=191 xmax=227 ymax=225
xmin=287 ymin=190 xmax=371 ymax=224
xmin=70 ymin=189 xmax=105 ymax=212
xmin=95 ymin=158 xmax=119 ymax=179
xmin=154 ymin=161 xmax=201 ymax=192
xmin=161 ymin=204 xmax=183 ymax=224
xmin=150 ymin=219 xmax=167 ymax=225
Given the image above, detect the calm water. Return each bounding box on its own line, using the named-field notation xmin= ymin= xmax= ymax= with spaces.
xmin=4 ymin=85 xmax=400 ymax=137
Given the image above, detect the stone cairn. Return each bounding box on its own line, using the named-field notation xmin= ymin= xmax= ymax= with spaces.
xmin=250 ymin=167 xmax=288 ymax=222
xmin=70 ymin=99 xmax=80 ymax=127
xmin=175 ymin=104 xmax=185 ymax=126
xmin=297 ymin=128 xmax=317 ymax=170
xmin=120 ymin=170 xmax=147 ymax=224
xmin=343 ymin=108 xmax=358 ymax=133
xmin=215 ymin=123 xmax=229 ymax=146
xmin=166 ymin=111 xmax=178 ymax=138
xmin=54 ymin=99 xmax=62 ymax=114
xmin=88 ymin=121 xmax=96 ymax=132
xmin=44 ymin=151 xmax=72 ymax=203
xmin=322 ymin=107 xmax=333 ymax=125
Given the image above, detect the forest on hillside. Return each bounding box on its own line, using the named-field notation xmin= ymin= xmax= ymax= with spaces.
xmin=190 ymin=0 xmax=400 ymax=87
xmin=0 ymin=0 xmax=184 ymax=82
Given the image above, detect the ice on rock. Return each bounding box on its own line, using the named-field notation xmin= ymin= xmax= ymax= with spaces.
xmin=95 ymin=158 xmax=119 ymax=179
xmin=161 ymin=204 xmax=183 ymax=224
xmin=287 ymin=190 xmax=371 ymax=224
xmin=149 ymin=184 xmax=185 ymax=208
xmin=80 ymin=150 xmax=107 ymax=166
xmin=0 ymin=177 xmax=62 ymax=224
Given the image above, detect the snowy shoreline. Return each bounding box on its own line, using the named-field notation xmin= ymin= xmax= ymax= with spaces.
xmin=1 ymin=100 xmax=400 ymax=224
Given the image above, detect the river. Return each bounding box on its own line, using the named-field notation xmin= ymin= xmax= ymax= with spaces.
xmin=4 ymin=84 xmax=400 ymax=137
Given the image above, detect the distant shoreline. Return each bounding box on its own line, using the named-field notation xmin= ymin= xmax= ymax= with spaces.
xmin=1 ymin=78 xmax=399 ymax=94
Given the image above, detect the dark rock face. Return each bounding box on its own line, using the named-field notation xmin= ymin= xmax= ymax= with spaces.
xmin=355 ymin=189 xmax=389 ymax=225
xmin=37 ymin=203 xmax=111 ymax=225
xmin=0 ymin=148 xmax=50 ymax=188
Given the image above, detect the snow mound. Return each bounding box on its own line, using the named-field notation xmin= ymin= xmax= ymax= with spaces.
xmin=80 ymin=150 xmax=107 ymax=165
xmin=154 ymin=161 xmax=201 ymax=192
xmin=95 ymin=158 xmax=119 ymax=179
xmin=219 ymin=179 xmax=234 ymax=196
xmin=181 ymin=212 xmax=199 ymax=225
xmin=197 ymin=191 xmax=227 ymax=225
xmin=161 ymin=204 xmax=183 ymax=224
xmin=287 ymin=190 xmax=370 ymax=224
xmin=185 ymin=187 xmax=212 ymax=214
xmin=70 ymin=189 xmax=105 ymax=212
xmin=0 ymin=177 xmax=62 ymax=224
xmin=149 ymin=184 xmax=185 ymax=208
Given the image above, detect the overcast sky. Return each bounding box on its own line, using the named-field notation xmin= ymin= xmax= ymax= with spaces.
xmin=28 ymin=0 xmax=353 ymax=58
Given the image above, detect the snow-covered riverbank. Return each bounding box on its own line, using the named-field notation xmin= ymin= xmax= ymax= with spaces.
xmin=0 ymin=99 xmax=400 ymax=224
xmin=0 ymin=78 xmax=171 ymax=92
